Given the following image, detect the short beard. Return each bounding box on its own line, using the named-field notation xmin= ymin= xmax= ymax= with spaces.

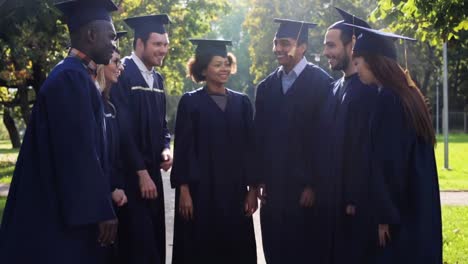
xmin=331 ymin=49 xmax=350 ymax=71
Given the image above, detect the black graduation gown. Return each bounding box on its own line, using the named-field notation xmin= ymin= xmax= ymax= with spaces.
xmin=110 ymin=56 xmax=171 ymax=264
xmin=170 ymin=88 xmax=257 ymax=264
xmin=369 ymin=87 xmax=442 ymax=264
xmin=320 ymin=75 xmax=379 ymax=264
xmin=103 ymin=100 xmax=124 ymax=192
xmin=0 ymin=57 xmax=115 ymax=264
xmin=254 ymin=63 xmax=333 ymax=264
xmin=103 ymin=98 xmax=124 ymax=262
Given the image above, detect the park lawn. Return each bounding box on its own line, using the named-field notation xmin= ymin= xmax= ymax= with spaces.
xmin=442 ymin=206 xmax=468 ymax=264
xmin=0 ymin=140 xmax=17 ymax=184
xmin=0 ymin=196 xmax=6 ymax=222
xmin=0 ymin=135 xmax=467 ymax=188
xmin=436 ymin=134 xmax=468 ymax=191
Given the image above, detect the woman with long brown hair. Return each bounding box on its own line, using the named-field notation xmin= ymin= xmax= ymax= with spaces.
xmin=347 ymin=25 xmax=442 ymax=264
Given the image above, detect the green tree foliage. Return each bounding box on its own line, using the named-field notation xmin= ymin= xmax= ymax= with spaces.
xmin=372 ymin=0 xmax=467 ymax=43
xmin=372 ymin=0 xmax=467 ymax=111
xmin=0 ymin=0 xmax=68 ymax=147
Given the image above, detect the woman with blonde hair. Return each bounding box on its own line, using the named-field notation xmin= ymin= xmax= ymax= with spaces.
xmin=96 ymin=34 xmax=127 ymax=211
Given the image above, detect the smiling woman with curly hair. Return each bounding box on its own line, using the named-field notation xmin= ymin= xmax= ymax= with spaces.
xmin=170 ymin=39 xmax=257 ymax=264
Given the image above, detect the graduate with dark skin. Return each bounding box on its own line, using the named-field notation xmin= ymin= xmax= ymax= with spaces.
xmin=70 ymin=18 xmax=119 ymax=249
xmin=171 ymin=39 xmax=258 ymax=264
xmin=0 ymin=1 xmax=119 ymax=263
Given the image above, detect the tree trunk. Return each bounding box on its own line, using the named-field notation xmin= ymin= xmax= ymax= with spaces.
xmin=31 ymin=59 xmax=46 ymax=94
xmin=18 ymin=84 xmax=31 ymax=124
xmin=3 ymin=107 xmax=21 ymax=148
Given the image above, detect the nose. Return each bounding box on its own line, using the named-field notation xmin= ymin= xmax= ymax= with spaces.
xmin=161 ymin=45 xmax=169 ymax=55
xmin=273 ymin=43 xmax=282 ymax=53
xmin=221 ymin=64 xmax=231 ymax=72
xmin=322 ymin=46 xmax=330 ymax=57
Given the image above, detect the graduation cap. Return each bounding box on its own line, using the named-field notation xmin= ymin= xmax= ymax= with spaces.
xmin=54 ymin=0 xmax=118 ymax=33
xmin=274 ymin=18 xmax=317 ymax=44
xmin=124 ymin=14 xmax=171 ymax=39
xmin=113 ymin=31 xmax=127 ymax=50
xmin=329 ymin=7 xmax=371 ymax=37
xmin=116 ymin=31 xmax=127 ymax=40
xmin=189 ymin=39 xmax=232 ymax=57
xmin=344 ymin=24 xmax=416 ymax=60
xmin=346 ymin=24 xmax=418 ymax=87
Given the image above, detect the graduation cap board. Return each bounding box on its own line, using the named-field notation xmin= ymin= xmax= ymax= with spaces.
xmin=116 ymin=31 xmax=127 ymax=40
xmin=345 ymin=24 xmax=418 ymax=87
xmin=189 ymin=39 xmax=232 ymax=57
xmin=329 ymin=7 xmax=371 ymax=37
xmin=113 ymin=31 xmax=127 ymax=50
xmin=124 ymin=14 xmax=171 ymax=39
xmin=274 ymin=18 xmax=317 ymax=56
xmin=54 ymin=0 xmax=118 ymax=33
xmin=343 ymin=24 xmax=416 ymax=61
xmin=274 ymin=18 xmax=317 ymax=43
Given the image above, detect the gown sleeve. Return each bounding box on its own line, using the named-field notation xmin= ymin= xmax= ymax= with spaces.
xmin=157 ymin=75 xmax=171 ymax=150
xmin=241 ymin=94 xmax=257 ymax=186
xmin=111 ymin=73 xmax=146 ymax=172
xmin=371 ymin=91 xmax=409 ymax=225
xmin=170 ymin=94 xmax=195 ymax=188
xmin=46 ymin=70 xmax=115 ymax=227
xmin=253 ymin=80 xmax=268 ymax=184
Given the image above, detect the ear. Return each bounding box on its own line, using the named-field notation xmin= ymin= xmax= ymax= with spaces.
xmin=297 ymin=42 xmax=307 ymax=54
xmin=136 ymin=38 xmax=143 ymax=51
xmin=87 ymin=27 xmax=97 ymax=44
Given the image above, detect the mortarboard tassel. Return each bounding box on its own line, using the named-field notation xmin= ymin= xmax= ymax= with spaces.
xmin=288 ymin=21 xmax=304 ymax=57
xmin=403 ymin=40 xmax=417 ymax=89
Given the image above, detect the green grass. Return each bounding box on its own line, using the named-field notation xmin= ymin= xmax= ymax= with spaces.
xmin=0 ymin=140 xmax=18 ymax=184
xmin=442 ymin=206 xmax=468 ymax=264
xmin=0 ymin=196 xmax=5 ymax=222
xmin=0 ymin=134 xmax=466 ymax=189
xmin=436 ymin=134 xmax=468 ymax=191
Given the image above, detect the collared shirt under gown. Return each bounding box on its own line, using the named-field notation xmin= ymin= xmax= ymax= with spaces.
xmin=110 ymin=56 xmax=171 ymax=264
xmin=254 ymin=62 xmax=333 ymax=264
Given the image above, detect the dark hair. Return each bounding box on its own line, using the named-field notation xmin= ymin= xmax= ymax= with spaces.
xmin=339 ymin=29 xmax=353 ymax=46
xmin=133 ymin=31 xmax=152 ymax=49
xmin=187 ymin=52 xmax=237 ymax=83
xmin=354 ymin=51 xmax=435 ymax=145
xmin=327 ymin=25 xmax=353 ymax=46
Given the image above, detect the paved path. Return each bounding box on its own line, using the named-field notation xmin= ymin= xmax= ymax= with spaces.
xmin=439 ymin=191 xmax=468 ymax=206
xmin=1 ymin=177 xmax=467 ymax=264
xmin=0 ymin=183 xmax=9 ymax=197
